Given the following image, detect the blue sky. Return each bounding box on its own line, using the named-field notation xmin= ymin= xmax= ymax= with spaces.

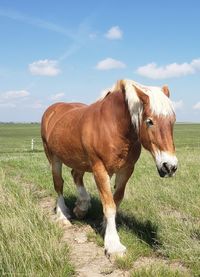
xmin=0 ymin=0 xmax=200 ymax=122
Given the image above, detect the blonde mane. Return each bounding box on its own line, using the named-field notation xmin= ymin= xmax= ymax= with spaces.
xmin=102 ymin=79 xmax=175 ymax=131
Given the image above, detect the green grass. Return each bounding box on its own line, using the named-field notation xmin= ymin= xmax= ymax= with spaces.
xmin=0 ymin=123 xmax=200 ymax=276
xmin=131 ymin=263 xmax=190 ymax=277
xmin=0 ymin=123 xmax=42 ymax=153
xmin=0 ymin=124 xmax=74 ymax=276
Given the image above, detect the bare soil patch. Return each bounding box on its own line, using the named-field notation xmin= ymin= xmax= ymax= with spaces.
xmin=40 ymin=196 xmax=129 ymax=277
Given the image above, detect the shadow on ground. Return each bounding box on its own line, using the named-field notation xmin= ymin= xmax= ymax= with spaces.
xmin=63 ymin=194 xmax=161 ymax=249
xmin=117 ymin=212 xmax=161 ymax=248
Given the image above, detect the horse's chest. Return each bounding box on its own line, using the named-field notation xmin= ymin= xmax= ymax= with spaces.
xmin=107 ymin=145 xmax=132 ymax=172
xmin=106 ymin=140 xmax=141 ymax=173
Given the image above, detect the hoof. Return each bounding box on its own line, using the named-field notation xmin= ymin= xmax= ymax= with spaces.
xmin=60 ymin=218 xmax=72 ymax=227
xmin=56 ymin=217 xmax=72 ymax=228
xmin=73 ymin=206 xmax=88 ymax=219
xmin=105 ymin=243 xmax=126 ymax=258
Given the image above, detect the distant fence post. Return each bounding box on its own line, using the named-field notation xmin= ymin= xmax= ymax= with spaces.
xmin=31 ymin=138 xmax=34 ymax=151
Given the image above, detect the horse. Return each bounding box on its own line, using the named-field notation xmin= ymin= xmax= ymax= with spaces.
xmin=41 ymin=79 xmax=178 ymax=257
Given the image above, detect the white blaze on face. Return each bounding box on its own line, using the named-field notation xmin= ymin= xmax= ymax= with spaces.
xmin=155 ymin=151 xmax=178 ymax=176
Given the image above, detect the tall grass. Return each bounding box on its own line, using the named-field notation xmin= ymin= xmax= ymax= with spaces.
xmin=0 ymin=147 xmax=74 ymax=275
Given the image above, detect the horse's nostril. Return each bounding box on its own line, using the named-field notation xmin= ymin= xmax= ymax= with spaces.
xmin=163 ymin=162 xmax=170 ymax=173
xmin=172 ymin=165 xmax=177 ymax=172
xmin=162 ymin=163 xmax=177 ymax=175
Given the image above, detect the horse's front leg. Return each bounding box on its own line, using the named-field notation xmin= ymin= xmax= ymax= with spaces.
xmin=92 ymin=161 xmax=126 ymax=257
xmin=114 ymin=165 xmax=134 ymax=209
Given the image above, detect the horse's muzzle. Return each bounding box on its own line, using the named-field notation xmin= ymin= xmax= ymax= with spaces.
xmin=158 ymin=162 xmax=178 ymax=178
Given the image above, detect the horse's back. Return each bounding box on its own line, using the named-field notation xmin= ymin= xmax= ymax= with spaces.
xmin=41 ymin=102 xmax=87 ymax=141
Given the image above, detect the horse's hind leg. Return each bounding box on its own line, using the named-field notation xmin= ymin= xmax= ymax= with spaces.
xmin=71 ymin=169 xmax=91 ymax=219
xmin=52 ymin=156 xmax=71 ymax=224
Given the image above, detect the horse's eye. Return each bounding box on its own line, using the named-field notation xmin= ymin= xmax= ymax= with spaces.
xmin=146 ymin=118 xmax=154 ymax=127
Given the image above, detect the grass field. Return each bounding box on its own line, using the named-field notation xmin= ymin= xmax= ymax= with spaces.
xmin=0 ymin=123 xmax=199 ymax=276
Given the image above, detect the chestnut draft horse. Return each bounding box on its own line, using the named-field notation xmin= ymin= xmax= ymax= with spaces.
xmin=41 ymin=79 xmax=178 ymax=257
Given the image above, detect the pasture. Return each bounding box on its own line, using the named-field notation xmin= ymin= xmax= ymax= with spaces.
xmin=0 ymin=123 xmax=199 ymax=276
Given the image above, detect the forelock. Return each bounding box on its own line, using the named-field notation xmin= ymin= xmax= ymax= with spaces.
xmin=124 ymin=80 xmax=175 ymax=117
xmin=141 ymin=85 xmax=175 ymax=116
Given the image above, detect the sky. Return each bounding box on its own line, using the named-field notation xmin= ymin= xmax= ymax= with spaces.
xmin=0 ymin=0 xmax=200 ymax=122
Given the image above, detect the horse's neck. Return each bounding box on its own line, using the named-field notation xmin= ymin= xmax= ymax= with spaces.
xmin=103 ymin=91 xmax=138 ymax=139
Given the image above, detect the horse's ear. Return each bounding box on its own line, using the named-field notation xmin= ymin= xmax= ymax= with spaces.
xmin=162 ymin=85 xmax=170 ymax=98
xmin=116 ymin=80 xmax=125 ymax=93
xmin=133 ymin=84 xmax=149 ymax=105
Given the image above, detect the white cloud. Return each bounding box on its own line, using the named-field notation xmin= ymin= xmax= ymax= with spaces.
xmin=0 ymin=90 xmax=29 ymax=100
xmin=50 ymin=92 xmax=65 ymax=101
xmin=29 ymin=59 xmax=61 ymax=76
xmin=193 ymin=102 xmax=200 ymax=110
xmin=191 ymin=59 xmax=200 ymax=70
xmin=0 ymin=90 xmax=29 ymax=109
xmin=96 ymin=58 xmax=126 ymax=70
xmin=172 ymin=100 xmax=183 ymax=110
xmin=105 ymin=26 xmax=123 ymax=40
xmin=136 ymin=58 xmax=200 ymax=79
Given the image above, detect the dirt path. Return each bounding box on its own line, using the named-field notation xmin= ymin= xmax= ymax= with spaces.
xmin=40 ymin=196 xmax=129 ymax=277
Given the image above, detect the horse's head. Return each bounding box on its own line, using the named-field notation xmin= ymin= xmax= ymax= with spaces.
xmin=133 ymin=83 xmax=178 ymax=178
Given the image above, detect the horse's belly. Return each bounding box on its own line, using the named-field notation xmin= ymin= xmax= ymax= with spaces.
xmin=61 ymin=154 xmax=92 ymax=172
xmin=48 ymin=138 xmax=91 ymax=172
